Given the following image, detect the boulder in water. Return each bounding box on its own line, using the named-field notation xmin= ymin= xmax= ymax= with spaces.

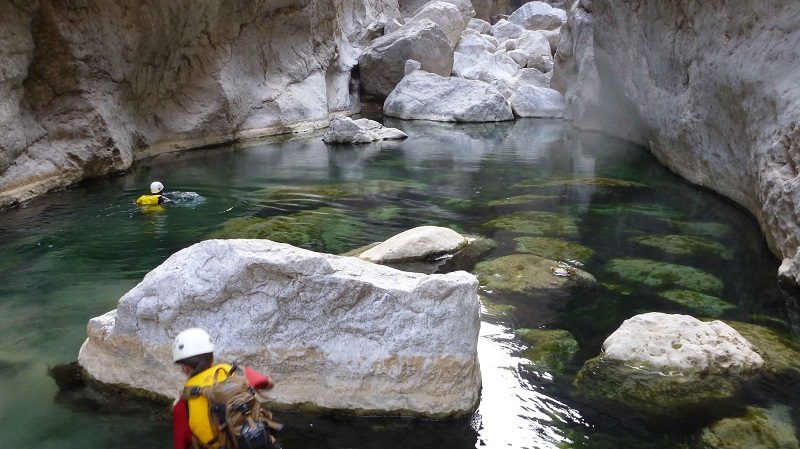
xmin=510 ymin=85 xmax=565 ymax=118
xmin=322 ymin=117 xmax=407 ymax=144
xmin=78 ymin=239 xmax=481 ymax=417
xmin=358 ymin=226 xmax=468 ymax=264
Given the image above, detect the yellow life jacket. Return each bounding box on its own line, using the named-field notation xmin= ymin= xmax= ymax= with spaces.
xmin=136 ymin=194 xmax=162 ymax=206
xmin=184 ymin=363 xmax=232 ymax=447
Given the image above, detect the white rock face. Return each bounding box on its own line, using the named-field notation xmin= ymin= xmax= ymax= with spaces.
xmin=0 ymin=0 xmax=402 ymax=207
xmin=553 ymin=0 xmax=800 ymax=283
xmin=358 ymin=20 xmax=454 ymax=98
xmin=398 ymin=0 xmax=475 ymax=23
xmin=491 ymin=19 xmax=526 ymax=43
xmin=359 ymin=226 xmax=468 ymax=263
xmin=322 ymin=117 xmax=407 ymax=144
xmin=406 ymin=1 xmax=467 ymax=46
xmin=453 ymin=50 xmax=519 ymax=84
xmin=510 ymin=85 xmax=565 ymax=117
xmin=384 ymin=70 xmax=514 ymax=122
xmin=539 ymin=28 xmax=561 ymax=54
xmin=505 ymin=30 xmax=552 ymax=70
xmin=602 ymin=313 xmax=764 ymax=375
xmin=467 ymin=18 xmax=492 ymax=34
xmin=508 ymin=1 xmax=567 ymax=31
xmin=78 ymin=239 xmax=482 ymax=417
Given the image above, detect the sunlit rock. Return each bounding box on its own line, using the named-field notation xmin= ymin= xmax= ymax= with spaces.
xmin=575 ymin=312 xmax=763 ymax=421
xmin=510 ymin=85 xmax=565 ymax=118
xmin=384 ymin=70 xmax=513 ymax=122
xmin=322 ymin=117 xmax=407 ymax=144
xmin=605 ymin=258 xmax=724 ymax=295
xmin=508 ymin=1 xmax=566 ymax=31
xmin=78 ymin=239 xmax=481 ymax=417
xmin=358 ymin=226 xmax=468 ymax=263
xmin=701 ymin=405 xmax=799 ymax=449
xmin=358 ymin=20 xmax=454 ymax=98
xmin=406 ymin=1 xmax=467 ymax=46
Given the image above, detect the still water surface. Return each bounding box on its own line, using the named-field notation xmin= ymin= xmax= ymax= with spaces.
xmin=0 ymin=119 xmax=796 ymax=448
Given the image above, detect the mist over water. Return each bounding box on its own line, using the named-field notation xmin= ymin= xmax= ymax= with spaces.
xmin=0 ymin=119 xmax=795 ymax=448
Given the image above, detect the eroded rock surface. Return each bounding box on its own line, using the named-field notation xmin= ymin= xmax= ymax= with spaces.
xmin=553 ymin=0 xmax=800 ymax=282
xmin=78 ymin=239 xmax=481 ymax=417
xmin=358 ymin=226 xmax=469 ymax=263
xmin=0 ymin=0 xmax=401 ymax=207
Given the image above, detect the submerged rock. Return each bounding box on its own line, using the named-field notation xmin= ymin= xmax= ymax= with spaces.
xmin=474 ymin=253 xmax=596 ymax=297
xmin=384 ymin=70 xmax=513 ymax=122
xmin=78 ymin=239 xmax=481 ymax=417
xmin=725 ymin=321 xmax=800 ymax=375
xmin=516 ymin=328 xmax=578 ymax=374
xmin=486 ymin=193 xmax=560 ymax=209
xmin=514 ymin=236 xmax=594 ymax=263
xmin=322 ymin=117 xmax=407 ymax=144
xmin=658 ymin=289 xmax=736 ymax=318
xmin=482 ymin=211 xmax=579 ymax=237
xmin=575 ymin=313 xmax=764 ymax=422
xmin=701 ymin=404 xmax=799 ymax=449
xmin=515 ymin=177 xmax=648 ymax=189
xmin=631 ymin=234 xmax=734 ymax=260
xmin=358 ymin=226 xmax=468 ymax=263
xmin=605 ymin=258 xmax=724 ymax=295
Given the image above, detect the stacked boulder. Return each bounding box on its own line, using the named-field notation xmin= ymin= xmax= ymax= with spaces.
xmin=360 ymin=1 xmax=567 ymax=122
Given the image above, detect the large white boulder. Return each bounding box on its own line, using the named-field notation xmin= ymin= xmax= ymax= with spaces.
xmin=491 ymin=19 xmax=526 ymax=43
xmin=398 ymin=0 xmax=475 ymax=24
xmin=453 ymin=50 xmax=519 ymax=84
xmin=466 ymin=18 xmax=492 ymax=34
xmin=358 ymin=20 xmax=454 ymax=98
xmin=505 ymin=30 xmax=553 ymax=70
xmin=322 ymin=117 xmax=407 ymax=144
xmin=359 ymin=226 xmax=469 ymax=263
xmin=602 ymin=312 xmax=764 ymax=375
xmin=406 ymin=1 xmax=467 ymax=46
xmin=510 ymin=85 xmax=565 ymax=117
xmin=455 ymin=33 xmax=497 ymax=55
xmin=508 ymin=1 xmax=566 ymax=31
xmin=78 ymin=239 xmax=481 ymax=417
xmin=384 ymin=70 xmax=514 ymax=122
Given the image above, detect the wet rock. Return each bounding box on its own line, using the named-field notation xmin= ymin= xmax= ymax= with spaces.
xmin=508 ymin=1 xmax=566 ymax=31
xmin=701 ymin=404 xmax=799 ymax=449
xmin=605 ymin=258 xmax=724 ymax=295
xmin=516 ymin=328 xmax=578 ymax=374
xmin=474 ymin=253 xmax=596 ymax=297
xmin=514 ymin=236 xmax=594 ymax=263
xmin=515 ymin=176 xmax=647 ymax=189
xmin=358 ymin=226 xmax=469 ymax=263
xmin=322 ymin=117 xmax=407 ymax=144
xmin=510 ymin=85 xmax=565 ymax=118
xmin=406 ymin=1 xmax=467 ymax=46
xmin=631 ymin=234 xmax=734 ymax=260
xmin=78 ymin=239 xmax=481 ymax=417
xmin=482 ymin=211 xmax=579 ymax=237
xmin=358 ymin=20 xmax=454 ymax=98
xmin=575 ymin=313 xmax=764 ymax=422
xmin=658 ymin=290 xmax=736 ymax=318
xmin=384 ymin=70 xmax=513 ymax=122
xmin=486 ymin=193 xmax=560 ymax=209
xmin=725 ymin=321 xmax=800 ymax=375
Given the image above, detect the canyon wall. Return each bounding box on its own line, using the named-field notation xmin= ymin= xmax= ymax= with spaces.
xmin=0 ymin=0 xmax=399 ymax=207
xmin=554 ymin=0 xmax=800 ymax=276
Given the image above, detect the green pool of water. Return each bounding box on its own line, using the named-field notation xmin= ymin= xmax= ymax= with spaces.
xmin=0 ymin=118 xmax=797 ymax=448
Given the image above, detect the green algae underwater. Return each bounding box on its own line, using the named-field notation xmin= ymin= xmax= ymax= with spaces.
xmin=0 ymin=119 xmax=797 ymax=449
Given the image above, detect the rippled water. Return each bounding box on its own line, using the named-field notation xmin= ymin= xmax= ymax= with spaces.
xmin=0 ymin=119 xmax=797 ymax=448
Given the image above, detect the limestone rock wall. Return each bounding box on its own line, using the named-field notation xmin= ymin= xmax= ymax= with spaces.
xmin=554 ymin=0 xmax=800 ymax=274
xmin=0 ymin=0 xmax=400 ymax=207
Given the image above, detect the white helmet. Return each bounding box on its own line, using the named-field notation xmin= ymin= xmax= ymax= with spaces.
xmin=172 ymin=328 xmax=215 ymax=362
xmin=150 ymin=181 xmax=164 ymax=194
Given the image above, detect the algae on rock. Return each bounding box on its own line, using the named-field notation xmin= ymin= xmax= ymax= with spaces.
xmin=725 ymin=321 xmax=800 ymax=375
xmin=482 ymin=211 xmax=579 ymax=237
xmin=486 ymin=194 xmax=560 ymax=209
xmin=516 ymin=328 xmax=578 ymax=374
xmin=474 ymin=254 xmax=596 ymax=297
xmin=631 ymin=234 xmax=734 ymax=260
xmin=211 ymin=207 xmax=363 ymax=254
xmin=515 ymin=177 xmax=648 ymax=189
xmin=605 ymin=258 xmax=724 ymax=295
xmin=514 ymin=236 xmax=594 ymax=263
xmin=701 ymin=404 xmax=799 ymax=449
xmin=659 ymin=290 xmax=735 ymax=318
